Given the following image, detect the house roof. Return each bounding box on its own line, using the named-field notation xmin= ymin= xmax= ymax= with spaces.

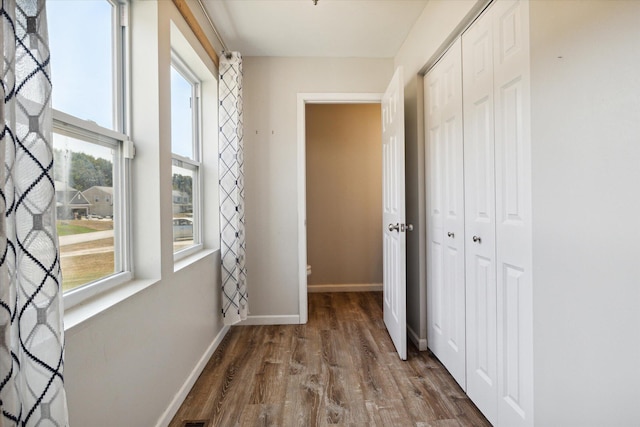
xmin=83 ymin=186 xmax=113 ymax=196
xmin=69 ymin=192 xmax=91 ymax=206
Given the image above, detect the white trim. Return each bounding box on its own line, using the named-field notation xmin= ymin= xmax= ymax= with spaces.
xmin=240 ymin=315 xmax=301 ymax=326
xmin=307 ymin=283 xmax=383 ymax=293
xmin=408 ymin=323 xmax=428 ymax=351
xmin=63 ymin=271 xmax=134 ymax=311
xmin=53 ymin=109 xmax=128 ymax=144
xmin=155 ymin=325 xmax=230 ymax=427
xmin=296 ymin=92 xmax=383 ymax=326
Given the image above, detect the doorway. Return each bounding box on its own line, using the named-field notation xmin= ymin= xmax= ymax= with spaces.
xmin=296 ymin=93 xmax=383 ymax=323
xmin=305 ymin=103 xmax=383 ymax=293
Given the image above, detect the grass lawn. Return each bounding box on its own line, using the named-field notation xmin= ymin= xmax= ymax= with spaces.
xmin=61 ymin=252 xmax=114 ymax=292
xmin=60 ymin=237 xmax=114 ymax=292
xmin=57 ymin=223 xmax=95 ymax=236
xmin=57 ymin=219 xmax=114 ymax=235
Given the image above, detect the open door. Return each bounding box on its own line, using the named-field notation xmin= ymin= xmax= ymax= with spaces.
xmin=382 ymin=67 xmax=407 ymax=360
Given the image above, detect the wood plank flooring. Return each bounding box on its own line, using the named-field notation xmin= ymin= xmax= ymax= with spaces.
xmin=169 ymin=292 xmax=490 ymax=427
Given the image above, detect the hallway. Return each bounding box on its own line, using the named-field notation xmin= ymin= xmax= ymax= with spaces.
xmin=170 ymin=292 xmax=490 ymax=426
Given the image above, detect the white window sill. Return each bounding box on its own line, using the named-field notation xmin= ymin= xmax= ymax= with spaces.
xmin=64 ymin=278 xmax=158 ymax=332
xmin=173 ymin=242 xmax=204 ymax=263
xmin=64 ymin=248 xmax=218 ymax=332
xmin=174 ymin=247 xmax=217 ymax=273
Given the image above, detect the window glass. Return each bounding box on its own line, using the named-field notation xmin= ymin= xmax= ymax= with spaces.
xmin=171 ymin=60 xmax=201 ymax=257
xmin=171 ymin=66 xmax=194 ymax=159
xmin=172 ymin=163 xmax=195 ymax=253
xmin=53 ymin=132 xmax=118 ymax=292
xmin=48 ymin=0 xmax=131 ymax=301
xmin=48 ymin=1 xmax=114 ymax=129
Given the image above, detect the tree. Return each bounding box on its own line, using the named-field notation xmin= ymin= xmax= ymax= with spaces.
xmin=172 ymin=173 xmax=193 ymax=199
xmin=54 ymin=149 xmax=113 ymax=192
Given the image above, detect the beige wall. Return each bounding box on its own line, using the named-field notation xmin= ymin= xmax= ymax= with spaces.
xmin=305 ymin=104 xmax=382 ymax=286
xmin=243 ymin=56 xmax=393 ymax=317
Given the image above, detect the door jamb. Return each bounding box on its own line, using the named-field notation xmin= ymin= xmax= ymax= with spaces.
xmin=296 ymin=92 xmax=383 ymax=323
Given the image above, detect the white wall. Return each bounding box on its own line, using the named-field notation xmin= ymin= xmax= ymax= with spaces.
xmin=394 ymin=0 xmax=485 ymax=349
xmin=530 ymin=1 xmax=640 ymax=424
xmin=242 ymin=57 xmax=393 ymax=318
xmin=63 ymin=2 xmax=225 ymax=426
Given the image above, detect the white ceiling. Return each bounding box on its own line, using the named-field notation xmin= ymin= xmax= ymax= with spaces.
xmin=201 ymin=0 xmax=429 ymax=58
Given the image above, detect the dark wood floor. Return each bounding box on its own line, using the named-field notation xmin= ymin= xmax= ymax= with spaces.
xmin=169 ymin=292 xmax=490 ymax=427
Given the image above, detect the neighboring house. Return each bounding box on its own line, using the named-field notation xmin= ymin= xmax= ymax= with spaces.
xmin=55 ymin=180 xmax=90 ymax=220
xmin=172 ymin=190 xmax=192 ymax=214
xmin=82 ymin=186 xmax=114 ymax=218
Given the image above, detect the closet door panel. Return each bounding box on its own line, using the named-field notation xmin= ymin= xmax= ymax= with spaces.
xmin=493 ymin=1 xmax=533 ymax=426
xmin=441 ymin=40 xmax=466 ymax=387
xmin=426 ymin=71 xmax=446 ymax=358
xmin=463 ymin=6 xmax=498 ymax=424
xmin=425 ymin=38 xmax=466 ymax=388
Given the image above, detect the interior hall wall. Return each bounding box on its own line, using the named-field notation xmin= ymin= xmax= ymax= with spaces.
xmin=305 ymin=103 xmax=382 ymax=287
xmin=529 ymin=1 xmax=640 ymax=424
xmin=242 ymin=56 xmax=393 ymax=318
xmin=64 ymin=2 xmax=225 ymax=426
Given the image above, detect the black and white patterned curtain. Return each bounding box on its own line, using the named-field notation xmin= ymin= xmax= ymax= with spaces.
xmin=219 ymin=52 xmax=247 ymax=326
xmin=1 ymin=0 xmax=69 ymax=425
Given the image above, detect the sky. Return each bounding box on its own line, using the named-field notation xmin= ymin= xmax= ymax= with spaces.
xmin=47 ymin=0 xmax=195 ymax=161
xmin=47 ymin=0 xmax=113 ymax=130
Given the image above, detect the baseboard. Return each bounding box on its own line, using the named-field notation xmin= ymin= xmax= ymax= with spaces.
xmin=408 ymin=324 xmax=428 ymax=351
xmin=307 ymin=283 xmax=383 ymax=293
xmin=240 ymin=314 xmax=301 ymax=325
xmin=156 ymin=324 xmax=230 ymax=427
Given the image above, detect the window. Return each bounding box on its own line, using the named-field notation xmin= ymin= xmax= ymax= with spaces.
xmin=48 ymin=0 xmax=132 ymax=303
xmin=171 ymin=57 xmax=202 ymax=257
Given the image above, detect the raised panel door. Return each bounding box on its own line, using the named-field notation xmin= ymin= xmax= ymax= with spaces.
xmin=462 ymin=6 xmax=498 ymax=424
xmin=492 ymin=1 xmax=533 ymax=426
xmin=425 ymin=38 xmax=466 ymax=388
xmin=382 ymin=67 xmax=407 ymax=361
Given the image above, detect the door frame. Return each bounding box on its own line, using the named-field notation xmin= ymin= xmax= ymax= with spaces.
xmin=296 ymin=92 xmax=383 ymax=323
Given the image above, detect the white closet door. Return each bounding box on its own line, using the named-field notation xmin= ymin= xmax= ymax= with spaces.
xmin=462 ymin=4 xmax=498 ymax=424
xmin=425 ymin=38 xmax=466 ymax=388
xmin=492 ymin=1 xmax=533 ymax=426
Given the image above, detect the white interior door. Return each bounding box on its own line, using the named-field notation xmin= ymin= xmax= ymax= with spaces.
xmin=382 ymin=67 xmax=407 ymax=361
xmin=424 ymin=39 xmax=466 ymax=387
xmin=492 ymin=1 xmax=533 ymax=426
xmin=463 ymin=7 xmax=498 ymax=424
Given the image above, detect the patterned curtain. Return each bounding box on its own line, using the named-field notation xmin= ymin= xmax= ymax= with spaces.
xmin=219 ymin=52 xmax=247 ymax=326
xmin=0 ymin=1 xmax=69 ymax=425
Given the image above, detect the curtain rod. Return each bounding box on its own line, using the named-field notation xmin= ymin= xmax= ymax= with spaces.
xmin=196 ymin=0 xmax=232 ymax=58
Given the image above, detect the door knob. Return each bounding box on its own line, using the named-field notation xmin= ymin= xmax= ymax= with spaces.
xmin=388 ymin=223 xmax=400 ymax=232
xmin=472 ymin=235 xmax=482 ymax=243
xmin=447 ymin=232 xmax=455 ymax=238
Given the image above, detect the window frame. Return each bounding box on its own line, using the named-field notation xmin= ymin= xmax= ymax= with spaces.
xmin=170 ymin=53 xmax=204 ymax=261
xmin=51 ymin=0 xmax=133 ymax=309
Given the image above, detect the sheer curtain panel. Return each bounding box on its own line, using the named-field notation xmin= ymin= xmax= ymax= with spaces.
xmin=0 ymin=1 xmax=69 ymax=425
xmin=219 ymin=52 xmax=247 ymax=325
